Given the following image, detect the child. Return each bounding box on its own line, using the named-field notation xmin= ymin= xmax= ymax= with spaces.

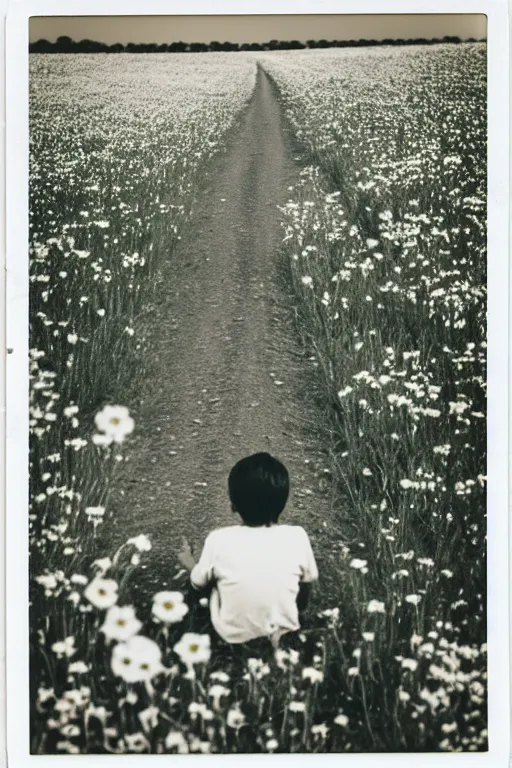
xmin=178 ymin=452 xmax=318 ymax=649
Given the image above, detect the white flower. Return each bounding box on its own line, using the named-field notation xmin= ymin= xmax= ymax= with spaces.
xmin=441 ymin=722 xmax=458 ymax=734
xmin=334 ymin=713 xmax=348 ymax=727
xmin=125 ymin=732 xmax=149 ymax=753
xmin=311 ymin=723 xmax=329 ymax=739
xmin=127 ymin=534 xmax=152 ymax=552
xmin=69 ymin=573 xmax=87 ymax=585
xmin=366 ymin=238 xmax=379 ymax=249
xmin=398 ymin=690 xmax=411 ymax=702
xmin=367 ymin=599 xmax=386 ymax=614
xmin=419 ymin=642 xmax=435 ymax=655
xmin=51 ymin=636 xmax=76 ymax=659
xmin=274 ymin=648 xmax=299 ymax=670
xmin=152 ymin=591 xmax=189 ymax=624
xmin=111 ymin=636 xmax=164 ymax=683
xmin=68 ymin=661 xmax=89 ymax=674
xmin=100 ymin=605 xmax=142 ymax=642
xmin=289 ymin=701 xmax=306 ymax=713
xmin=210 ymin=670 xmax=230 ymax=683
xmin=405 ymin=594 xmax=421 ymax=606
xmin=84 ymin=577 xmax=118 ymax=609
xmin=138 ymin=705 xmax=159 ymax=733
xmin=401 ymin=658 xmax=418 ymax=672
xmin=94 ymin=405 xmax=134 ymax=443
xmin=449 ymin=400 xmax=470 ymax=415
xmin=188 ymin=702 xmax=213 ymax=720
xmin=441 ymin=569 xmax=454 ymax=578
xmin=226 ymin=707 xmax=246 ymax=728
xmin=247 ymin=657 xmax=265 ymax=674
xmin=362 ymin=632 xmax=375 ymax=642
xmin=165 ymin=730 xmax=189 ymax=754
xmin=338 ymin=386 xmax=353 ymax=398
xmin=85 ymin=506 xmax=105 ymax=527
xmin=67 ymin=333 xmax=78 ymax=345
xmin=35 ymin=574 xmax=58 ymax=591
xmin=350 ymin=558 xmax=368 ymax=570
xmin=174 ymin=633 xmax=211 ymax=666
xmin=400 ymin=479 xmax=414 ymax=489
xmin=208 ymin=684 xmax=230 ymax=710
xmin=302 ymin=667 xmax=324 ymax=684
xmin=266 ymin=738 xmax=279 ymax=751
xmin=301 ymin=275 xmax=313 ymax=286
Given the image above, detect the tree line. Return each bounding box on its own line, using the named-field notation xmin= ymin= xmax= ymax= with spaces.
xmin=30 ymin=35 xmax=482 ymax=54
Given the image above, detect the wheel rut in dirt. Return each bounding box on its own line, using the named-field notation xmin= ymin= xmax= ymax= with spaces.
xmin=102 ymin=67 xmax=342 ymax=603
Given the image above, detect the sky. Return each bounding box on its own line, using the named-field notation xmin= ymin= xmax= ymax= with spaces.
xmin=29 ymin=14 xmax=487 ymax=44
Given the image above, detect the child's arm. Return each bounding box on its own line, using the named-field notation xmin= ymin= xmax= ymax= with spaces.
xmin=177 ymin=537 xmax=197 ymax=572
xmin=180 ymin=533 xmax=216 ymax=591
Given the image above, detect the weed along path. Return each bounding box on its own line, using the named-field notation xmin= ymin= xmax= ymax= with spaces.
xmin=102 ymin=67 xmax=341 ymax=605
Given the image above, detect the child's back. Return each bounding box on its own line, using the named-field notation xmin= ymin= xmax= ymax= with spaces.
xmin=190 ymin=522 xmax=318 ymax=644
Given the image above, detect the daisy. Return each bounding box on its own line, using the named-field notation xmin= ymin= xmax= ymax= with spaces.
xmin=302 ymin=667 xmax=324 ymax=684
xmin=367 ymin=599 xmax=386 ymax=614
xmin=226 ymin=707 xmax=246 ymax=728
xmin=94 ymin=405 xmax=134 ymax=444
xmin=111 ymin=635 xmax=164 ymax=683
xmin=100 ymin=605 xmax=142 ymax=642
xmin=334 ymin=713 xmax=349 ymax=727
xmin=165 ymin=731 xmax=189 ymax=754
xmin=174 ymin=632 xmax=211 ymax=666
xmin=125 ymin=732 xmax=149 ymax=753
xmin=152 ymin=591 xmax=189 ymax=624
xmin=84 ymin=577 xmax=118 ymax=609
xmin=51 ymin=636 xmax=76 ymax=659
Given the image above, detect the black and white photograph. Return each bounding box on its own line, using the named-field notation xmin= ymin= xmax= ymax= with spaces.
xmin=5 ymin=4 xmax=507 ymax=760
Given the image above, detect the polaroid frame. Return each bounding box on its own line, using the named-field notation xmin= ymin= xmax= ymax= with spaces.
xmin=3 ymin=1 xmax=509 ymax=766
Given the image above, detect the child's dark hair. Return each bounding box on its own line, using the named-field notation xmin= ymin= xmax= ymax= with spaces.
xmin=228 ymin=452 xmax=289 ymax=527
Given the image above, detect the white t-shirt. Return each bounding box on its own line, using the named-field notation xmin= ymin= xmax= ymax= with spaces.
xmin=190 ymin=524 xmax=318 ymax=644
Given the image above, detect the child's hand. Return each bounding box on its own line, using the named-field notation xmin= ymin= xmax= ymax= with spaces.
xmin=178 ymin=537 xmax=196 ymax=572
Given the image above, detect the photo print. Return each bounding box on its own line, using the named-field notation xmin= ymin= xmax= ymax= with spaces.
xmin=13 ymin=8 xmax=500 ymax=758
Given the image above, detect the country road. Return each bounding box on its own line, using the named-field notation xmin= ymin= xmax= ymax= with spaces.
xmin=101 ymin=67 xmax=343 ymax=605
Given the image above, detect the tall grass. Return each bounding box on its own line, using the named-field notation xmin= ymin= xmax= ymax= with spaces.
xmin=259 ymin=43 xmax=487 ymax=751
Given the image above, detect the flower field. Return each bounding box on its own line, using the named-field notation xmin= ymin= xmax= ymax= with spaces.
xmin=28 ymin=53 xmax=266 ymax=754
xmin=260 ymin=43 xmax=488 ymax=750
xmin=29 ymin=45 xmax=487 ymax=755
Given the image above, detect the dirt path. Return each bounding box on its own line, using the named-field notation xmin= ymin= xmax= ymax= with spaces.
xmin=103 ymin=67 xmax=341 ymax=604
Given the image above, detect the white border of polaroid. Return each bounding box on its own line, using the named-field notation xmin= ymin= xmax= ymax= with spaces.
xmin=3 ymin=1 xmax=509 ymax=766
